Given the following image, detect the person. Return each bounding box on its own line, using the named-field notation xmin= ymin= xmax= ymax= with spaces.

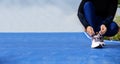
xmin=77 ymin=0 xmax=119 ymax=48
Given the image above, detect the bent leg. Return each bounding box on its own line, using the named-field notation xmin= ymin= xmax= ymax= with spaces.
xmin=104 ymin=22 xmax=119 ymax=37
xmin=83 ymin=1 xmax=97 ymax=30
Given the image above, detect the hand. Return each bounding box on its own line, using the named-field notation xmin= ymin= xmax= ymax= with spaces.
xmin=86 ymin=26 xmax=95 ymax=36
xmin=100 ymin=24 xmax=107 ymax=35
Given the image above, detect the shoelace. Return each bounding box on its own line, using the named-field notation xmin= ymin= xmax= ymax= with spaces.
xmin=92 ymin=32 xmax=103 ymax=42
xmin=91 ymin=32 xmax=104 ymax=42
xmin=93 ymin=35 xmax=101 ymax=42
xmin=97 ymin=32 xmax=104 ymax=42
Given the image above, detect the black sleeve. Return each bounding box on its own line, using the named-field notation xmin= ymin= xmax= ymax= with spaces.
xmin=77 ymin=0 xmax=90 ymax=29
xmin=103 ymin=0 xmax=118 ymax=26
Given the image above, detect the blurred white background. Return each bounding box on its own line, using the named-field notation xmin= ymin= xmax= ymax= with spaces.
xmin=0 ymin=0 xmax=119 ymax=32
xmin=0 ymin=0 xmax=84 ymax=32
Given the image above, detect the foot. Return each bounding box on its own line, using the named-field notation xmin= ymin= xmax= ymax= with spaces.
xmin=91 ymin=33 xmax=104 ymax=48
xmin=98 ymin=32 xmax=105 ymax=46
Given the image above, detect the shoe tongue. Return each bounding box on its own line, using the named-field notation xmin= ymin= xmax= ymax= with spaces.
xmin=92 ymin=35 xmax=98 ymax=39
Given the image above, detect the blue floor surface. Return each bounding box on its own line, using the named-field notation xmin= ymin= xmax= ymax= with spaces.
xmin=0 ymin=32 xmax=120 ymax=64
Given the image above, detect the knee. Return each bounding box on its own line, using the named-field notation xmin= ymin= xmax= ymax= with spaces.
xmin=106 ymin=22 xmax=119 ymax=36
xmin=110 ymin=22 xmax=119 ymax=31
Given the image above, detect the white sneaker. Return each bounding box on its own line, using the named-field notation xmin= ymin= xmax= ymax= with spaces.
xmin=98 ymin=33 xmax=105 ymax=46
xmin=91 ymin=37 xmax=102 ymax=48
xmin=91 ymin=34 xmax=104 ymax=48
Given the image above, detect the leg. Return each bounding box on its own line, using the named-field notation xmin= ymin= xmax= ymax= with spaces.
xmin=83 ymin=1 xmax=97 ymax=30
xmin=104 ymin=22 xmax=119 ymax=37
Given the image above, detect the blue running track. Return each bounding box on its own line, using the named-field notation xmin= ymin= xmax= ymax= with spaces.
xmin=0 ymin=32 xmax=120 ymax=64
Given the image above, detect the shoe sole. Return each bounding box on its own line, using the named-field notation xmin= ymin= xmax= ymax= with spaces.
xmin=91 ymin=44 xmax=103 ymax=48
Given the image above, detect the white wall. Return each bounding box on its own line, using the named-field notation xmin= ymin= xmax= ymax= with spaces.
xmin=116 ymin=8 xmax=120 ymax=16
xmin=0 ymin=0 xmax=84 ymax=32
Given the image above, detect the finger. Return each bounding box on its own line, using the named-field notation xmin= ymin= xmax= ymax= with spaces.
xmin=88 ymin=31 xmax=92 ymax=36
xmin=87 ymin=30 xmax=92 ymax=36
xmin=100 ymin=29 xmax=106 ymax=35
xmin=91 ymin=28 xmax=95 ymax=34
xmin=101 ymin=27 xmax=104 ymax=31
xmin=90 ymin=30 xmax=95 ymax=36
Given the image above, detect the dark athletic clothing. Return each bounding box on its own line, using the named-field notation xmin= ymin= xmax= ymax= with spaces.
xmin=78 ymin=0 xmax=118 ymax=28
